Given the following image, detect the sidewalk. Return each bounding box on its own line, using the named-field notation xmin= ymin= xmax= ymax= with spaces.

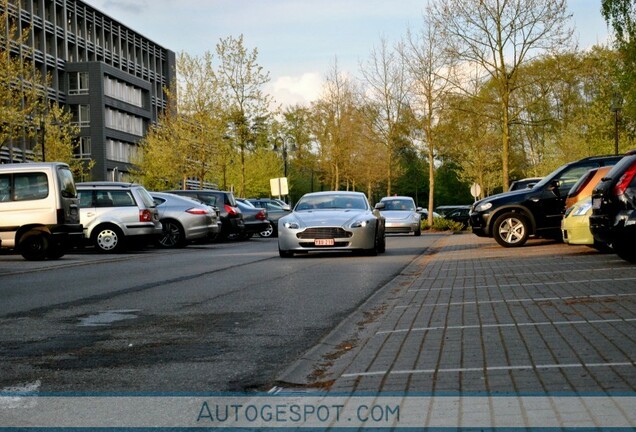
xmin=278 ymin=232 xmax=636 ymax=395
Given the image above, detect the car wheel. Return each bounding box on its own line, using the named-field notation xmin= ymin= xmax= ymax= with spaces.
xmin=613 ymin=241 xmax=636 ymax=263
xmin=92 ymin=224 xmax=124 ymax=253
xmin=493 ymin=212 xmax=529 ymax=247
xmin=279 ymin=248 xmax=293 ymax=258
xmin=414 ymin=224 xmax=421 ymax=236
xmin=157 ymin=219 xmax=186 ymax=248
xmin=19 ymin=230 xmax=49 ymax=261
xmin=259 ymin=225 xmax=274 ymax=238
xmin=377 ymin=231 xmax=386 ymax=253
xmin=46 ymin=243 xmax=66 ymax=260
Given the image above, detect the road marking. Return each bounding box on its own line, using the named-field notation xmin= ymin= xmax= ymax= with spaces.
xmin=376 ymin=317 xmax=636 ymax=335
xmin=408 ymin=277 xmax=636 ymax=292
xmin=419 ymin=267 xmax=631 ymax=281
xmin=342 ymin=361 xmax=636 ymax=378
xmin=395 ymin=292 xmax=636 ymax=308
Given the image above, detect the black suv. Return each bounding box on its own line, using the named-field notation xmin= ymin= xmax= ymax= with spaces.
xmin=589 ymin=151 xmax=636 ymax=262
xmin=470 ymin=155 xmax=622 ymax=247
xmin=165 ymin=190 xmax=244 ymax=240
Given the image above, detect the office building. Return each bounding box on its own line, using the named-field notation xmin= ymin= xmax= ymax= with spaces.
xmin=1 ymin=0 xmax=176 ymax=180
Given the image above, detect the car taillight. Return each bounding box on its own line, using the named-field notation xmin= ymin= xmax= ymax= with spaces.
xmin=256 ymin=209 xmax=267 ymax=221
xmin=139 ymin=209 xmax=153 ymax=222
xmin=186 ymin=208 xmax=210 ymax=215
xmin=225 ymin=204 xmax=238 ymax=216
xmin=613 ymin=162 xmax=636 ymax=196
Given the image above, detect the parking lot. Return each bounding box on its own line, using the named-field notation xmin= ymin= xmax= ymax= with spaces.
xmin=280 ymin=233 xmax=636 ymax=396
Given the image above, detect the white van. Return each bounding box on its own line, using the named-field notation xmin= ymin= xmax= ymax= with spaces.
xmin=0 ymin=162 xmax=84 ymax=260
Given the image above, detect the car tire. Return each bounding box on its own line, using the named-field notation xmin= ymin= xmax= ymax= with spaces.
xmin=92 ymin=224 xmax=124 ymax=253
xmin=157 ymin=219 xmax=186 ymax=248
xmin=377 ymin=231 xmax=386 ymax=253
xmin=259 ymin=225 xmax=274 ymax=238
xmin=493 ymin=212 xmax=529 ymax=247
xmin=19 ymin=230 xmax=49 ymax=261
xmin=414 ymin=224 xmax=421 ymax=236
xmin=46 ymin=243 xmax=66 ymax=260
xmin=613 ymin=241 xmax=636 ymax=263
xmin=279 ymin=248 xmax=293 ymax=258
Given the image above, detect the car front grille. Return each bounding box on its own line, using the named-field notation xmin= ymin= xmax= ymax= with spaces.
xmin=297 ymin=227 xmax=352 ymax=239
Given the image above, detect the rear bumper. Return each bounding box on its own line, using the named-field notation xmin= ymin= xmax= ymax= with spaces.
xmin=590 ymin=210 xmax=636 ymax=245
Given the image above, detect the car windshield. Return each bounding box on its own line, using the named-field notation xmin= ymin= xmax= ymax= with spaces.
xmin=295 ymin=194 xmax=368 ymax=211
xmin=381 ymin=199 xmax=415 ymax=211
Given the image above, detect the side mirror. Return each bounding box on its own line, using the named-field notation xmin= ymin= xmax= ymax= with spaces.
xmin=374 ymin=202 xmax=385 ymax=210
xmin=416 ymin=207 xmax=423 ymax=213
xmin=548 ymin=179 xmax=561 ymax=196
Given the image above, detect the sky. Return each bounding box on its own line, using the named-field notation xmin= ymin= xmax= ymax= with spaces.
xmin=82 ymin=0 xmax=611 ymax=107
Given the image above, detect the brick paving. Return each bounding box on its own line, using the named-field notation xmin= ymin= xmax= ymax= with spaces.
xmin=280 ymin=233 xmax=636 ymax=396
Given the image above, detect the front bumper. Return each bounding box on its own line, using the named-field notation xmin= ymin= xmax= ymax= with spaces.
xmin=469 ymin=211 xmax=491 ymax=237
xmin=385 ymin=221 xmax=418 ymax=234
xmin=278 ymin=225 xmax=376 ymax=252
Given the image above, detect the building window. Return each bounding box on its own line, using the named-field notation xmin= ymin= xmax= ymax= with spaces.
xmin=69 ymin=72 xmax=89 ymax=95
xmin=104 ymin=75 xmax=143 ymax=107
xmin=105 ymin=108 xmax=143 ymax=136
xmin=106 ymin=139 xmax=138 ymax=163
xmin=74 ymin=136 xmax=91 ymax=159
xmin=71 ymin=104 xmax=90 ymax=127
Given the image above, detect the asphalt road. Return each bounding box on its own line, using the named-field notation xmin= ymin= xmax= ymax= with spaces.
xmin=0 ymin=234 xmax=441 ymax=393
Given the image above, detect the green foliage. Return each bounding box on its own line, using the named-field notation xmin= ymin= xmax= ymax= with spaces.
xmin=421 ymin=217 xmax=465 ymax=232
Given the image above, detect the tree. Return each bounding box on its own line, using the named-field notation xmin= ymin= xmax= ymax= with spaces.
xmin=431 ymin=0 xmax=574 ymax=190
xmin=360 ymin=37 xmax=412 ymax=196
xmin=216 ymin=35 xmax=273 ymax=197
xmin=0 ymin=0 xmax=46 ymax=161
xmin=403 ymin=11 xmax=455 ymax=224
xmin=602 ymin=0 xmax=636 ymax=121
xmin=32 ymin=102 xmax=92 ymax=179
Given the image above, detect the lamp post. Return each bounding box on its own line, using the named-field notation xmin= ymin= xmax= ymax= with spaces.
xmin=611 ymin=92 xmax=623 ymax=156
xmin=273 ymin=136 xmax=294 ymax=177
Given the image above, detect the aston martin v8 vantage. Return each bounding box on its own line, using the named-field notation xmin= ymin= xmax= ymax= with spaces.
xmin=277 ymin=191 xmax=386 ymax=257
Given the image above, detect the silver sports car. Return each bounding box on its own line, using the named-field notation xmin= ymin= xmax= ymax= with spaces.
xmin=277 ymin=191 xmax=386 ymax=257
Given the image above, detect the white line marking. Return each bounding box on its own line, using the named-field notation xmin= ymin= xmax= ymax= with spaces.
xmin=377 ymin=317 xmax=636 ymax=335
xmin=342 ymin=361 xmax=636 ymax=378
xmin=408 ymin=277 xmax=636 ymax=292
xmin=395 ymin=292 xmax=636 ymax=308
xmin=420 ymin=267 xmax=628 ymax=281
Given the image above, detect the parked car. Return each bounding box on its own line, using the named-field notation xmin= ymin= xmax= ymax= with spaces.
xmin=560 ymin=167 xmax=613 ymax=251
xmin=278 ymin=191 xmax=386 ymax=257
xmin=150 ymin=192 xmax=220 ymax=248
xmin=165 ymin=189 xmax=244 ymax=240
xmin=247 ymin=198 xmax=292 ymax=237
xmin=0 ymin=162 xmax=83 ymax=260
xmin=378 ymin=196 xmax=422 ymax=236
xmin=434 ymin=205 xmax=470 ymax=217
xmin=470 ymin=155 xmax=622 ymax=247
xmin=442 ymin=205 xmax=471 ymax=229
xmin=565 ymin=166 xmax=612 ymax=209
xmin=77 ymin=182 xmax=162 ymax=253
xmin=508 ymin=177 xmax=543 ymax=191
xmin=235 ymin=199 xmax=271 ymax=239
xmin=590 ymin=151 xmax=636 ymax=262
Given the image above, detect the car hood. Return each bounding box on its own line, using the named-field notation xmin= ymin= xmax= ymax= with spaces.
xmin=474 ymin=188 xmax=533 ymax=207
xmin=291 ymin=209 xmax=370 ymax=227
xmin=381 ymin=210 xmax=416 ymax=220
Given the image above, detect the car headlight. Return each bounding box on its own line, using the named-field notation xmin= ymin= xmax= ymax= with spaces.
xmin=572 ymin=200 xmax=592 ymax=216
xmin=474 ymin=202 xmax=492 ymax=212
xmin=284 ymin=221 xmax=300 ymax=229
xmin=350 ymin=220 xmax=370 ymax=228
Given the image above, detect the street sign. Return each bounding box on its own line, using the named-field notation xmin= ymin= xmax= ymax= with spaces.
xmin=270 ymin=177 xmax=289 ymax=197
xmin=470 ymin=183 xmax=481 ymax=198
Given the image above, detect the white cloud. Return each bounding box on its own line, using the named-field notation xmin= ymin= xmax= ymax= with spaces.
xmin=267 ymin=73 xmax=324 ymax=107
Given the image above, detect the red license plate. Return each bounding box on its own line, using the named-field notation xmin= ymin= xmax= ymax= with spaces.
xmin=315 ymin=239 xmax=335 ymax=246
